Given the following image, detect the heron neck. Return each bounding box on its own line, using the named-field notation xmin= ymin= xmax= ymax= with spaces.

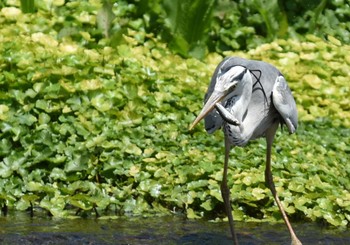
xmin=223 ymin=80 xmax=253 ymax=146
xmin=228 ymin=81 xmax=252 ymax=121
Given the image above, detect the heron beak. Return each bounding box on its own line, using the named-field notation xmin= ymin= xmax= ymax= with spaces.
xmin=189 ymin=90 xmax=227 ymax=130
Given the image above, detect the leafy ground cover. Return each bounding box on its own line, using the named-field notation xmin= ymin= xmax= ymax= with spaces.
xmin=0 ymin=2 xmax=349 ymax=227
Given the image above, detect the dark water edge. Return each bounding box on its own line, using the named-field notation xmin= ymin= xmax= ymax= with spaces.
xmin=0 ymin=211 xmax=349 ymax=245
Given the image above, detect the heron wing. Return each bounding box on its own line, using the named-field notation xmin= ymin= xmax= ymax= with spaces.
xmin=272 ymin=75 xmax=298 ymax=133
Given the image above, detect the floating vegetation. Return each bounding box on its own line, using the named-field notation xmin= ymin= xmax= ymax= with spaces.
xmin=0 ymin=2 xmax=349 ymax=227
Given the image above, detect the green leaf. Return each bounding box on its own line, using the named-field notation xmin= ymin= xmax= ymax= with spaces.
xmin=252 ymin=187 xmax=266 ymax=200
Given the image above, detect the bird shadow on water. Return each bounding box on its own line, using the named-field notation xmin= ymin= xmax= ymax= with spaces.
xmin=0 ymin=212 xmax=349 ymax=245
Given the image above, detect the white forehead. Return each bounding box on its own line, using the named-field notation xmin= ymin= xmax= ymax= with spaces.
xmin=218 ymin=65 xmax=246 ymax=81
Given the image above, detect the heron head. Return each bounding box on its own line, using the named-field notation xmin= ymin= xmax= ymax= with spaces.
xmin=190 ymin=65 xmax=247 ymax=130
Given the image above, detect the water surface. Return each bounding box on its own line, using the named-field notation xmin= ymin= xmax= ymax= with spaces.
xmin=0 ymin=212 xmax=349 ymax=244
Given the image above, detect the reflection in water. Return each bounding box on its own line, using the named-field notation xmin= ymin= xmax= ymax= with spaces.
xmin=0 ymin=212 xmax=349 ymax=244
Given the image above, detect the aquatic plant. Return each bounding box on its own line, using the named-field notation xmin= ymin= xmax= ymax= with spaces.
xmin=0 ymin=1 xmax=349 ymax=227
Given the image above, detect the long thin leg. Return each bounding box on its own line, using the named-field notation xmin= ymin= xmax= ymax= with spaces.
xmin=221 ymin=135 xmax=239 ymax=244
xmin=265 ymin=123 xmax=302 ymax=245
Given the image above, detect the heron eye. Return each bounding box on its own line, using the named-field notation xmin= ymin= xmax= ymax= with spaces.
xmin=228 ymin=83 xmax=237 ymax=93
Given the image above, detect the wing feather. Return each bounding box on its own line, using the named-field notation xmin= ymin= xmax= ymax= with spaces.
xmin=272 ymin=76 xmax=298 ymax=133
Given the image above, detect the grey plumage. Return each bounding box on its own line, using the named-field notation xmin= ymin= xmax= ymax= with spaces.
xmin=204 ymin=57 xmax=298 ymax=139
xmin=190 ymin=57 xmax=302 ymax=245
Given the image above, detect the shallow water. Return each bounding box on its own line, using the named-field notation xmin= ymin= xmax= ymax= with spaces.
xmin=0 ymin=212 xmax=349 ymax=244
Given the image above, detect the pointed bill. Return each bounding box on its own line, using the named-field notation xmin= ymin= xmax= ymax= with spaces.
xmin=189 ymin=90 xmax=227 ymax=130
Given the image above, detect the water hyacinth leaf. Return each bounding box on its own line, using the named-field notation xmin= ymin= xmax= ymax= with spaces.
xmin=117 ymin=44 xmax=132 ymax=57
xmin=288 ymin=181 xmax=305 ymax=193
xmin=281 ymin=200 xmax=296 ymax=214
xmin=42 ymin=195 xmax=68 ymax=217
xmin=150 ymin=184 xmax=162 ymax=198
xmin=294 ymin=196 xmax=310 ymax=209
xmin=60 ymin=80 xmax=76 ymax=93
xmin=122 ymin=84 xmax=138 ymax=99
xmin=303 ymin=73 xmax=323 ymax=89
xmin=186 ymin=208 xmax=201 ymax=219
xmin=2 ymin=153 xmax=27 ymax=173
xmin=91 ymin=94 xmax=113 ymax=112
xmin=25 ymin=88 xmax=37 ymax=98
xmin=0 ymin=138 xmax=12 ymax=156
xmin=35 ymin=100 xmax=50 ymax=112
xmin=251 ymin=188 xmax=266 ymax=200
xmin=33 ymin=82 xmax=45 ymax=93
xmin=64 ymin=153 xmax=90 ymax=172
xmin=1 ymin=6 xmax=22 ymax=20
xmin=69 ymin=196 xmax=93 ymax=211
xmin=85 ymin=135 xmax=106 ymax=149
xmin=16 ymin=114 xmax=37 ymax=126
xmin=200 ymin=199 xmax=213 ymax=211
xmin=129 ymin=165 xmax=140 ymax=177
xmin=15 ymin=198 xmax=31 ymax=211
xmin=125 ymin=144 xmax=142 ymax=156
xmin=124 ymin=197 xmax=149 ymax=215
xmin=209 ymin=189 xmax=222 ymax=202
xmin=49 ymin=167 xmax=67 ymax=180
xmin=80 ymin=79 xmax=102 ymax=91
xmin=74 ymin=123 xmax=90 ymax=137
xmin=242 ymin=175 xmax=253 ymax=186
xmin=323 ymin=213 xmax=346 ymax=226
xmin=187 ymin=180 xmax=208 ymax=190
xmin=336 ymin=196 xmax=350 ymax=208
xmin=38 ymin=113 xmax=51 ymax=124
xmin=317 ymin=198 xmax=333 ymax=210
xmin=153 ymin=168 xmax=169 ymax=179
xmin=26 ymin=181 xmax=44 ymax=192
xmin=0 ymin=105 xmax=9 ymax=120
xmin=0 ymin=161 xmax=12 ymax=178
xmin=0 ymin=2 xmax=349 ymax=227
xmin=22 ymin=194 xmax=40 ymax=203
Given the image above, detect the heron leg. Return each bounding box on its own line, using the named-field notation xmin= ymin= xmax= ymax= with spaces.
xmin=265 ymin=123 xmax=302 ymax=245
xmin=221 ymin=136 xmax=239 ymax=244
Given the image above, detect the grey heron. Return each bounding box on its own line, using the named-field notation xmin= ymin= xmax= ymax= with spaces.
xmin=190 ymin=57 xmax=302 ymax=245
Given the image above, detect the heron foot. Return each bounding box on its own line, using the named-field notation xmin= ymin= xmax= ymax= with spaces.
xmin=291 ymin=236 xmax=302 ymax=245
xmin=215 ymin=103 xmax=240 ymax=126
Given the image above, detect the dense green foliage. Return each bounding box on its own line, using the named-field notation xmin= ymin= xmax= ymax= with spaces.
xmin=0 ymin=0 xmax=349 ymax=228
xmin=123 ymin=0 xmax=350 ymax=57
xmin=208 ymin=0 xmax=350 ymax=52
